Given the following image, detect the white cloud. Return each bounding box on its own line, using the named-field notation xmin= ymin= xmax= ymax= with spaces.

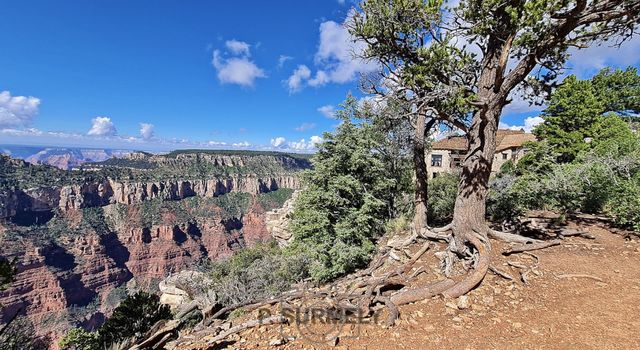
xmin=499 ymin=116 xmax=544 ymax=133
xmin=139 ymin=123 xmax=154 ymax=140
xmin=317 ymin=105 xmax=335 ymax=118
xmin=288 ymin=135 xmax=323 ymax=150
xmin=295 ymin=123 xmax=316 ymax=132
xmin=270 ymin=137 xmax=286 ymax=147
xmin=285 ymin=13 xmax=379 ymax=92
xmin=232 ymin=141 xmax=251 ymax=147
xmin=225 ymin=40 xmax=251 ymax=56
xmin=567 ymin=35 xmax=640 ymax=78
xmin=208 ymin=140 xmax=227 ymax=146
xmin=0 ymin=91 xmax=41 ymax=129
xmin=278 ymin=55 xmax=293 ymax=68
xmin=286 ymin=65 xmax=311 ymax=93
xmin=212 ymin=44 xmax=266 ymax=87
xmin=87 ymin=117 xmax=117 ymax=136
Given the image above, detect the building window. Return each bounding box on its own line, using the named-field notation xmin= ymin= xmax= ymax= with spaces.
xmin=502 ymin=153 xmax=508 ymax=160
xmin=431 ymin=154 xmax=442 ymax=167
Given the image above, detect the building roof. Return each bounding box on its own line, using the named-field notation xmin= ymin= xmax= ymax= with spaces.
xmin=431 ymin=129 xmax=536 ymax=152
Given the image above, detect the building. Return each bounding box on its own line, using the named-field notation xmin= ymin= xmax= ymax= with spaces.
xmin=426 ymin=129 xmax=537 ymax=179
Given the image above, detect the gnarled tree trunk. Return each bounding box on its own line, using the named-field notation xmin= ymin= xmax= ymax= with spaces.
xmin=412 ymin=112 xmax=428 ymax=230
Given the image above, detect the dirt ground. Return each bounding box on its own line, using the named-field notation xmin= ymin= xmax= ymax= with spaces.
xmin=182 ymin=220 xmax=640 ymax=350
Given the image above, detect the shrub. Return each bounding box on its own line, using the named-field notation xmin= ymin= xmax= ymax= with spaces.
xmin=288 ymin=97 xmax=396 ymax=283
xmin=98 ymin=291 xmax=171 ymax=346
xmin=207 ymin=242 xmax=309 ymax=306
xmin=427 ymin=173 xmax=458 ymax=225
xmin=0 ymin=316 xmax=50 ymax=350
xmin=59 ymin=328 xmax=100 ymax=350
xmin=604 ymin=179 xmax=640 ymax=231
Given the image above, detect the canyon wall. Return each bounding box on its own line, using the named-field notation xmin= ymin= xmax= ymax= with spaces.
xmin=0 ymin=151 xmax=308 ymax=341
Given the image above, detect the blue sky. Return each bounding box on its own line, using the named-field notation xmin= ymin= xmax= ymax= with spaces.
xmin=1 ymin=0 xmax=639 ymax=152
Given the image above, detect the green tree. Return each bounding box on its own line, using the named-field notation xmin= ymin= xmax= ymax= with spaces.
xmin=98 ymin=291 xmax=171 ymax=346
xmin=0 ymin=258 xmax=15 ymax=291
xmin=59 ymin=328 xmax=100 ymax=350
xmin=349 ymin=0 xmax=474 ymax=230
xmin=534 ymin=75 xmax=604 ymax=162
xmin=534 ymin=68 xmax=640 ymax=162
xmin=287 ymin=96 xmax=398 ymax=282
xmin=591 ymin=66 xmax=640 ymax=115
xmin=357 ymin=0 xmax=640 ymax=299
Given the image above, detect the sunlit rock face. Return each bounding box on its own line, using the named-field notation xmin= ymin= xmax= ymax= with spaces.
xmin=0 ymin=151 xmax=309 ymax=341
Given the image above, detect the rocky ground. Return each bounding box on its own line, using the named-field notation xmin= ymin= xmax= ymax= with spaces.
xmin=176 ymin=220 xmax=640 ymax=350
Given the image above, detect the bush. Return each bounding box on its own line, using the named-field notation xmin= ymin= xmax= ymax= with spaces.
xmin=604 ymin=179 xmax=640 ymax=231
xmin=288 ymin=97 xmax=396 ymax=283
xmin=427 ymin=173 xmax=458 ymax=225
xmin=206 ymin=242 xmax=309 ymax=305
xmin=59 ymin=328 xmax=100 ymax=350
xmin=0 ymin=316 xmax=49 ymax=350
xmin=98 ymin=291 xmax=171 ymax=346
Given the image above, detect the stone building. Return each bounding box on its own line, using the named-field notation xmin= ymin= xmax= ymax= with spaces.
xmin=426 ymin=129 xmax=536 ymax=179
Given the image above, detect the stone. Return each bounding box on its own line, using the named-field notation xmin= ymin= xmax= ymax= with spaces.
xmin=457 ymin=295 xmax=470 ymax=310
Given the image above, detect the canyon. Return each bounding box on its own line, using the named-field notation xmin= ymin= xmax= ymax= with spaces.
xmin=0 ymin=150 xmax=309 ymax=340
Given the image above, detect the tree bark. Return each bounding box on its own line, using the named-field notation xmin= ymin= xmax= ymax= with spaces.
xmin=412 ymin=112 xmax=428 ymax=230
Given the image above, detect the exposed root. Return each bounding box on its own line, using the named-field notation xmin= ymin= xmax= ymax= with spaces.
xmin=389 ymin=279 xmax=456 ymax=305
xmin=431 ymin=223 xmax=453 ymax=233
xmin=503 ymin=239 xmax=562 ymax=255
xmin=374 ymin=296 xmax=399 ymax=327
xmin=206 ymin=316 xmax=288 ymax=345
xmin=489 ymin=266 xmax=514 ymax=281
xmin=489 ymin=229 xmax=541 ymax=244
xmin=443 ymin=234 xmax=491 ymax=298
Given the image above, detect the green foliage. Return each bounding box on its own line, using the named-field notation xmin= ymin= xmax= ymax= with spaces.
xmin=534 ymin=75 xmax=603 ymax=162
xmin=604 ymin=179 xmax=640 ymax=231
xmin=287 ymin=96 xmax=397 ymax=283
xmin=427 ymin=173 xmax=459 ymax=225
xmin=0 ymin=257 xmax=16 ymax=291
xmin=98 ymin=291 xmax=171 ymax=346
xmin=59 ymin=328 xmax=100 ymax=350
xmin=0 ymin=316 xmax=49 ymax=350
xmin=534 ymin=68 xmax=640 ymax=163
xmin=206 ymin=241 xmax=309 ymax=306
xmin=256 ymin=188 xmax=295 ymax=211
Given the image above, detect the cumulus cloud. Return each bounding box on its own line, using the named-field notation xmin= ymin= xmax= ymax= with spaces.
xmin=139 ymin=123 xmax=155 ymax=140
xmin=208 ymin=140 xmax=227 ymax=146
xmin=567 ymin=35 xmax=640 ymax=78
xmin=286 ymin=65 xmax=311 ymax=93
xmin=295 ymin=123 xmax=316 ymax=132
xmin=0 ymin=91 xmax=41 ymax=129
xmin=288 ymin=135 xmax=323 ymax=150
xmin=270 ymin=137 xmax=286 ymax=147
xmin=87 ymin=117 xmax=117 ymax=136
xmin=278 ymin=55 xmax=293 ymax=68
xmin=285 ymin=13 xmax=378 ymax=92
xmin=317 ymin=105 xmax=336 ymax=118
xmin=212 ymin=40 xmax=266 ymax=87
xmin=232 ymin=141 xmax=251 ymax=147
xmin=225 ymin=40 xmax=251 ymax=56
xmin=499 ymin=116 xmax=544 ymax=133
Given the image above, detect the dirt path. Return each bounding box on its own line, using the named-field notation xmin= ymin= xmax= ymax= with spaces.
xmin=185 ymin=222 xmax=640 ymax=350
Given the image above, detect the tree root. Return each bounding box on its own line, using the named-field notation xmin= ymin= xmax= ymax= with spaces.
xmin=489 ymin=266 xmax=514 ymax=281
xmin=206 ymin=316 xmax=288 ymax=345
xmin=389 ymin=279 xmax=455 ymax=305
xmin=374 ymin=296 xmax=399 ymax=327
xmin=443 ymin=234 xmax=491 ymax=298
xmin=503 ymin=239 xmax=561 ymax=255
xmin=489 ymin=229 xmax=541 ymax=244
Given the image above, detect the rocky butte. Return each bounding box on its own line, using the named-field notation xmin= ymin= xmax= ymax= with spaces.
xmin=0 ymin=150 xmax=310 ymax=339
